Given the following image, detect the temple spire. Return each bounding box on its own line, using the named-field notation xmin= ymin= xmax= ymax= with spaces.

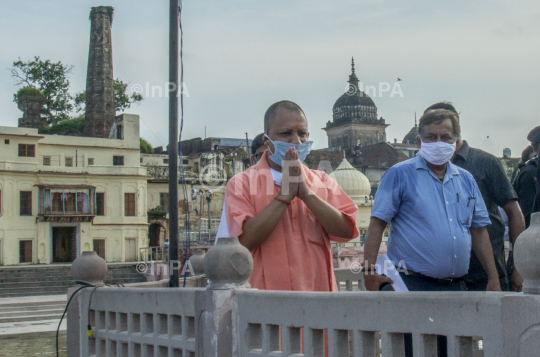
xmin=348 ymin=57 xmax=359 ymax=89
xmin=415 ymin=112 xmax=417 ymax=127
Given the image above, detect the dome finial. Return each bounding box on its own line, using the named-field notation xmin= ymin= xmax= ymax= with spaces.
xmin=348 ymin=57 xmax=359 ymax=88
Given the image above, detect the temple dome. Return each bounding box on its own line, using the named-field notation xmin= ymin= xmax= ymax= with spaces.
xmin=403 ymin=125 xmax=418 ymax=144
xmin=331 ymin=58 xmax=378 ymax=123
xmin=330 ymin=158 xmax=371 ymax=203
xmin=332 ymin=90 xmax=377 ymax=111
xmin=402 ymin=116 xmax=419 ymax=144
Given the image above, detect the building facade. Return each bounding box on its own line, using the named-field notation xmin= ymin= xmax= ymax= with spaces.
xmin=0 ymin=114 xmax=149 ymax=265
xmin=141 ymin=146 xmax=251 ymax=245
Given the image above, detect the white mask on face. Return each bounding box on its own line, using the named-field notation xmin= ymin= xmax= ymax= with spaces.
xmin=417 ymin=140 xmax=456 ymax=165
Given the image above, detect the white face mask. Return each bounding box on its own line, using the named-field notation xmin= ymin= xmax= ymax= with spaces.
xmin=418 ymin=140 xmax=456 ymax=165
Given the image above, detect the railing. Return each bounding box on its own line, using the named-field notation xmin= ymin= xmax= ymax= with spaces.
xmin=180 ymin=229 xmax=217 ymax=245
xmin=72 ymin=224 xmax=540 ymax=357
xmin=334 ymin=267 xmax=366 ymax=291
xmin=139 ymin=228 xmax=233 ymax=264
xmin=139 ymin=246 xmax=168 ymax=262
xmin=235 ymin=290 xmax=503 ymax=356
xmin=78 ymin=288 xmax=204 ymax=357
xmin=140 ymin=234 xmax=215 ymax=262
xmin=75 ymin=284 xmax=540 ymax=357
xmin=199 ymin=218 xmax=221 ymax=230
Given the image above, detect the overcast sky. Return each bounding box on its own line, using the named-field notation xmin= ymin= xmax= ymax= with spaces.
xmin=1 ymin=0 xmax=539 ymax=157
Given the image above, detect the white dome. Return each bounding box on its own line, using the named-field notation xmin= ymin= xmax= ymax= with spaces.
xmin=330 ymin=158 xmax=371 ymax=199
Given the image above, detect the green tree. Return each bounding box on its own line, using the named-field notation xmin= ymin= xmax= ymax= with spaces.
xmin=41 ymin=115 xmax=85 ymax=135
xmin=140 ymin=138 xmax=154 ymax=154
xmin=11 ymin=56 xmax=143 ymax=126
xmin=74 ymin=78 xmax=143 ymax=113
xmin=10 ymin=56 xmax=74 ymax=124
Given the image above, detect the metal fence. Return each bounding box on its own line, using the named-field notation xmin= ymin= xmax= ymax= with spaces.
xmin=199 ymin=218 xmax=221 ymax=230
xmin=140 ymin=230 xmax=217 ymax=262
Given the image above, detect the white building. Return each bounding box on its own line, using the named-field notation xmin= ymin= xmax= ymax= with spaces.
xmin=0 ymin=114 xmax=149 ymax=265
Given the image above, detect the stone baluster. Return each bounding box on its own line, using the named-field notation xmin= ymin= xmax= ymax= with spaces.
xmin=67 ymin=251 xmax=108 ymax=357
xmin=513 ymin=212 xmax=540 ymax=295
xmin=501 ymin=212 xmax=540 ymax=356
xmin=200 ymin=237 xmax=253 ymax=357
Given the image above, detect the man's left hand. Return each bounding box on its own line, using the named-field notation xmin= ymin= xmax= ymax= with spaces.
xmin=512 ymin=268 xmax=523 ymax=292
xmin=486 ymin=279 xmax=502 ymax=292
xmin=297 ymin=173 xmax=311 ymax=199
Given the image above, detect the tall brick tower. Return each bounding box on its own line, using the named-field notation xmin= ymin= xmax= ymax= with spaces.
xmin=83 ymin=6 xmax=115 ymax=138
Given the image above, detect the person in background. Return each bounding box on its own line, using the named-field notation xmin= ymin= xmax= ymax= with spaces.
xmin=249 ymin=133 xmax=266 ymax=166
xmin=423 ymin=102 xmax=525 ymax=292
xmin=215 ymin=133 xmax=266 ymax=243
xmin=514 ymin=127 xmax=540 ymax=227
xmin=511 ymin=145 xmax=534 ymax=185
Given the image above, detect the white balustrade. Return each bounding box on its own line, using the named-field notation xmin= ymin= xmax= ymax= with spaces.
xmin=71 ymin=214 xmax=540 ymax=357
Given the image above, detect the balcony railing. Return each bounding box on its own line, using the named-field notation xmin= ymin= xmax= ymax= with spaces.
xmin=36 ymin=185 xmax=97 ymax=222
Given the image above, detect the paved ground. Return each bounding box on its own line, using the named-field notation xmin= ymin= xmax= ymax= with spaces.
xmin=0 ymin=295 xmax=67 ymax=336
xmin=0 ymin=331 xmax=67 ymax=357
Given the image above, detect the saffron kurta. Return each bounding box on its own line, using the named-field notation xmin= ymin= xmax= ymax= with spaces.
xmin=225 ymin=152 xmax=359 ymax=292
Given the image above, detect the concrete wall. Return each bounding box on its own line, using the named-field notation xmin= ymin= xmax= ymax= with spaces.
xmin=75 ymin=283 xmax=540 ymax=357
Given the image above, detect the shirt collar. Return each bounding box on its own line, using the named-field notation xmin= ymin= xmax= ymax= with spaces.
xmin=254 ymin=151 xmax=286 ymax=186
xmin=454 ymin=140 xmax=470 ymax=162
xmin=414 ymin=155 xmax=460 ymax=182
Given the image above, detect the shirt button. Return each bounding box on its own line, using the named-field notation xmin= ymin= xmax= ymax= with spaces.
xmin=446 ymin=202 xmax=449 ymax=204
xmin=454 ymin=236 xmax=456 ymax=240
xmin=452 ymin=273 xmax=455 ymax=276
xmin=294 ymin=215 xmax=298 ymax=219
xmin=450 ymin=219 xmax=453 ymax=222
xmin=454 ymin=255 xmax=457 ymax=259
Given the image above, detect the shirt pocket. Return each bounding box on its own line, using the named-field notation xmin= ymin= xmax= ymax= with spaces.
xmin=458 ymin=200 xmax=475 ymax=228
xmin=303 ymin=210 xmax=327 ymax=246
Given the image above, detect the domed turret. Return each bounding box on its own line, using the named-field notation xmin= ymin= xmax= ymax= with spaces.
xmin=323 ymin=58 xmax=389 ymax=150
xmin=402 ymin=114 xmax=419 ymax=145
xmin=330 ymin=158 xmax=371 ymax=205
xmin=331 ymin=58 xmax=378 ymax=123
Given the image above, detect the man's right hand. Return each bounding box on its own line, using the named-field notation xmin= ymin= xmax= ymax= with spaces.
xmin=279 ymin=147 xmax=300 ymax=202
xmin=364 ymin=272 xmax=394 ymax=291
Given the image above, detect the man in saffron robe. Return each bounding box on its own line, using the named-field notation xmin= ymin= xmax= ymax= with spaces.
xmin=224 ymin=100 xmax=359 ymax=292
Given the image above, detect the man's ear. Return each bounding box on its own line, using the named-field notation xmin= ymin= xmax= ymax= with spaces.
xmin=416 ymin=135 xmax=421 ymax=147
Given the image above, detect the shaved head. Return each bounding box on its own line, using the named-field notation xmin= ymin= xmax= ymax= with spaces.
xmin=264 ymin=100 xmax=306 ymax=133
